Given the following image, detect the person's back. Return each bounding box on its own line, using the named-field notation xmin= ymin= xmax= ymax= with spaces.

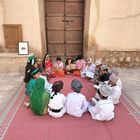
xmin=89 ymin=99 xmax=114 ymax=121
xmin=66 ymin=79 xmax=88 ymax=117
xmin=108 ymin=84 xmax=121 ymax=104
xmin=30 ymin=78 xmax=50 ymax=115
xmin=49 ymin=92 xmax=65 ymax=110
xmin=48 ymin=80 xmax=66 ymax=118
xmin=66 ymin=92 xmax=88 ymax=117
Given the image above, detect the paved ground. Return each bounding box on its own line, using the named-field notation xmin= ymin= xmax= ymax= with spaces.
xmin=0 ymin=72 xmax=24 ymax=113
xmin=0 ymin=67 xmax=140 ymax=112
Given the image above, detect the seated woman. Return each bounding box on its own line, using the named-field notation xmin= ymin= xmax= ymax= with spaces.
xmin=65 ymin=57 xmax=76 ymax=75
xmin=30 ymin=78 xmax=50 ymax=115
xmin=34 ymin=57 xmax=46 ymax=76
xmin=42 ymin=54 xmax=55 ymax=78
xmin=48 ymin=80 xmax=66 ymax=118
xmin=26 ymin=67 xmax=40 ymax=96
xmin=53 ymin=57 xmax=65 ymax=76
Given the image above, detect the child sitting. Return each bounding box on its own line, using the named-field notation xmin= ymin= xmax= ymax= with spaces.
xmin=66 ymin=79 xmax=88 ymax=117
xmin=73 ymin=55 xmax=86 ymax=77
xmin=88 ymin=84 xmax=114 ymax=121
xmin=48 ymin=80 xmax=66 ymax=118
xmin=65 ymin=57 xmax=76 ymax=75
xmin=81 ymin=58 xmax=95 ymax=79
xmin=53 ymin=57 xmax=65 ymax=76
xmin=42 ymin=54 xmax=55 ymax=78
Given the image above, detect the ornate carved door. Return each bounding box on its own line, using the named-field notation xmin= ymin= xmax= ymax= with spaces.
xmin=45 ymin=0 xmax=84 ymax=61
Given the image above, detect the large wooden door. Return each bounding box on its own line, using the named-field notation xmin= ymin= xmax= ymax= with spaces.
xmin=45 ymin=0 xmax=84 ymax=62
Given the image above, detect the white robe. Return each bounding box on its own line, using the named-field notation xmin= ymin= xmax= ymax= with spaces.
xmin=48 ymin=92 xmax=66 ymax=118
xmin=108 ymin=85 xmax=121 ymax=104
xmin=66 ymin=92 xmax=88 ymax=117
xmin=88 ymin=99 xmax=114 ymax=121
xmin=117 ymin=78 xmax=122 ymax=90
xmin=81 ymin=63 xmax=95 ymax=78
xmin=40 ymin=75 xmax=52 ymax=92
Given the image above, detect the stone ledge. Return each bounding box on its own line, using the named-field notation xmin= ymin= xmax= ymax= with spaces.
xmin=0 ymin=53 xmax=34 ymax=58
xmin=0 ymin=53 xmax=34 ymax=72
xmin=95 ymin=51 xmax=140 ymax=67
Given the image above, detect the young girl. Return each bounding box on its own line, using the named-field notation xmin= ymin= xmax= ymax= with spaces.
xmin=65 ymin=57 xmax=76 ymax=75
xmin=73 ymin=55 xmax=86 ymax=76
xmin=42 ymin=54 xmax=55 ymax=78
xmin=48 ymin=80 xmax=66 ymax=118
xmin=53 ymin=57 xmax=65 ymax=76
xmin=30 ymin=78 xmax=50 ymax=115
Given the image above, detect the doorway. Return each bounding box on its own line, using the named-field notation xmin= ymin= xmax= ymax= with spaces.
xmin=45 ymin=0 xmax=84 ymax=62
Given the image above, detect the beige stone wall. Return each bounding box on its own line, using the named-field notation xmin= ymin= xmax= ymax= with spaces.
xmin=0 ymin=0 xmax=4 ymax=47
xmin=0 ymin=0 xmax=46 ymax=57
xmin=38 ymin=0 xmax=47 ymax=58
xmin=84 ymin=0 xmax=140 ymax=67
xmin=95 ymin=0 xmax=140 ymax=51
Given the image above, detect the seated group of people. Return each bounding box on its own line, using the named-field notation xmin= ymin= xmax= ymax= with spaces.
xmin=23 ymin=54 xmax=122 ymax=121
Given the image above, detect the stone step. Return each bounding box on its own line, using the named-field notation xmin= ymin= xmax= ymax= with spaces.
xmin=0 ymin=47 xmax=18 ymax=53
xmin=0 ymin=53 xmax=33 ymax=72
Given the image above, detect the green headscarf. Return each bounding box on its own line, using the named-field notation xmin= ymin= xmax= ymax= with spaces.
xmin=30 ymin=78 xmax=50 ymax=115
xmin=27 ymin=55 xmax=36 ymax=65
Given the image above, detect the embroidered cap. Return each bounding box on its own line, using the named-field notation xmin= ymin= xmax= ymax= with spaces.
xmin=95 ymin=59 xmax=102 ymax=66
xmin=99 ymin=84 xmax=112 ymax=97
xmin=101 ymin=65 xmax=108 ymax=71
xmin=87 ymin=58 xmax=93 ymax=64
xmin=109 ymin=73 xmax=118 ymax=83
xmin=71 ymin=79 xmax=83 ymax=93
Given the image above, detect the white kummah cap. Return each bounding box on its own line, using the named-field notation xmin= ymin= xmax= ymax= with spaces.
xmin=109 ymin=73 xmax=119 ymax=83
xmin=95 ymin=59 xmax=102 ymax=66
xmin=99 ymin=84 xmax=112 ymax=97
xmin=87 ymin=58 xmax=93 ymax=64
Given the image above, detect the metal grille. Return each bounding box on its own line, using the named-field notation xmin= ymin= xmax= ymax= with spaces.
xmin=3 ymin=24 xmax=22 ymax=49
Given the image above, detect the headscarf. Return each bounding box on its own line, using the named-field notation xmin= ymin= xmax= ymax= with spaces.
xmin=30 ymin=78 xmax=50 ymax=115
xmin=27 ymin=55 xmax=36 ymax=65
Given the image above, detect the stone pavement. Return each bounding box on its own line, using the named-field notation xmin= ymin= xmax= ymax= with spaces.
xmin=0 ymin=72 xmax=24 ymax=113
xmin=0 ymin=67 xmax=140 ymax=112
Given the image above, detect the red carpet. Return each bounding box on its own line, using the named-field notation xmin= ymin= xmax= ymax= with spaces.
xmin=2 ymin=76 xmax=140 ymax=140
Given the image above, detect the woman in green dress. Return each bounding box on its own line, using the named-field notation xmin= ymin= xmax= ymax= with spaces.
xmin=30 ymin=78 xmax=50 ymax=115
